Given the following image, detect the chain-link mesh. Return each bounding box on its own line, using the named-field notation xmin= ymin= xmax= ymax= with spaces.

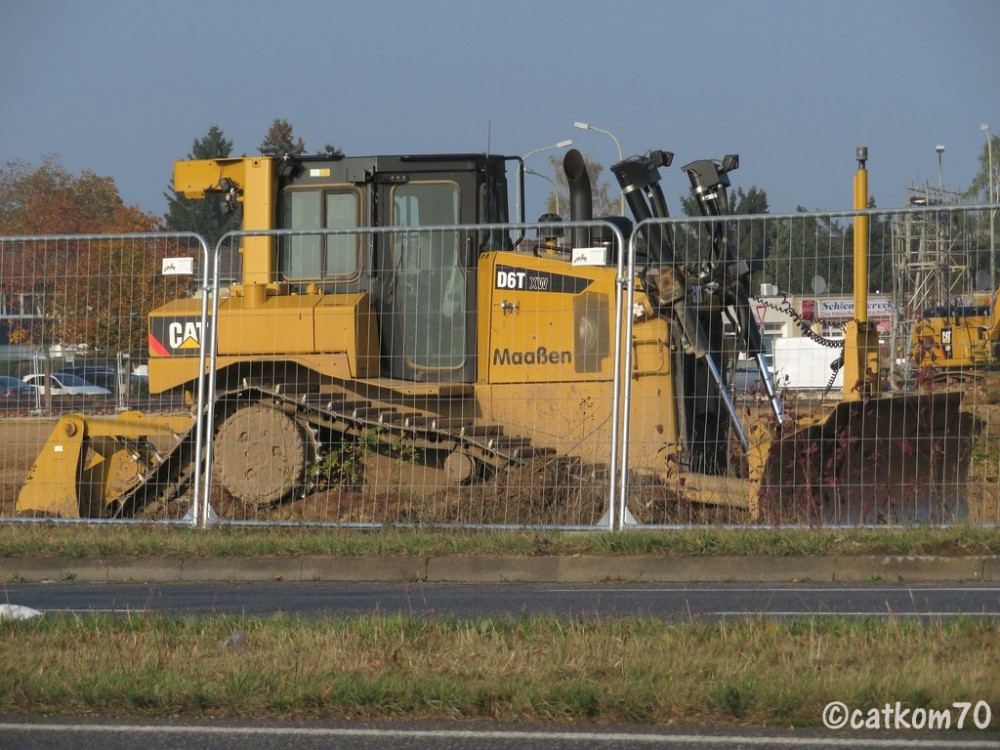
xmin=2 ymin=207 xmax=997 ymax=527
xmin=197 ymin=223 xmax=623 ymax=527
xmin=623 ymin=206 xmax=998 ymax=526
xmin=0 ymin=233 xmax=208 ymax=522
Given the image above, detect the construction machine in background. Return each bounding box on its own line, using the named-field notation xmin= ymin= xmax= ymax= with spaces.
xmin=910 ymin=300 xmax=1000 ymax=380
xmin=16 ymin=144 xmax=981 ymax=524
xmin=891 ymin=182 xmax=1000 ymax=385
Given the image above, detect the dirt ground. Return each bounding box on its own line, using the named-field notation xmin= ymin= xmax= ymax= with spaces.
xmin=1 ymin=417 xmax=732 ymax=526
xmin=0 ymin=417 xmax=60 ymax=518
xmin=4 ymin=392 xmax=998 ymax=526
xmin=148 ymin=456 xmax=713 ymax=527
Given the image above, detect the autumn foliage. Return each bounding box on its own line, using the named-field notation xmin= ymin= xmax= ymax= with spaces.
xmin=0 ymin=156 xmax=190 ymax=354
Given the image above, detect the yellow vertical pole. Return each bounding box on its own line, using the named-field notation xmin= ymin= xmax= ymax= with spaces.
xmin=842 ymin=147 xmax=881 ymax=399
xmin=853 ymin=149 xmax=869 ymax=326
xmin=238 ymin=158 xmax=276 ymax=288
xmin=172 ymin=157 xmax=277 ymax=288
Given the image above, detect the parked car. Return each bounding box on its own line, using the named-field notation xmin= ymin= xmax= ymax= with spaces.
xmin=58 ymin=365 xmax=147 ymax=397
xmin=22 ymin=373 xmax=112 ymax=397
xmin=728 ymin=360 xmax=755 ymax=391
xmin=57 ymin=366 xmax=121 ymax=392
xmin=0 ymin=375 xmax=37 ymax=400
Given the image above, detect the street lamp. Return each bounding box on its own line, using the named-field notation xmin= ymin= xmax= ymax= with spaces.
xmin=516 ymin=139 xmax=573 ymax=222
xmin=982 ymin=124 xmax=996 ymax=291
xmin=573 ymin=121 xmax=625 ymax=213
xmin=525 ymin=169 xmax=560 ymax=215
xmin=523 ymin=139 xmax=573 ymax=162
xmin=935 ymin=145 xmax=945 ymax=191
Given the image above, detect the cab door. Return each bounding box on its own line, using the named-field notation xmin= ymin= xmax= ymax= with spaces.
xmin=379 ymin=179 xmax=476 ymax=383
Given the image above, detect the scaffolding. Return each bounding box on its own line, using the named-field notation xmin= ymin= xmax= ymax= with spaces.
xmin=890 ymin=183 xmax=971 ymax=372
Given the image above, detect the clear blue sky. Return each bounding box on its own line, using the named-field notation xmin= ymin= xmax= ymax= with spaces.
xmin=1 ymin=0 xmax=997 ymax=222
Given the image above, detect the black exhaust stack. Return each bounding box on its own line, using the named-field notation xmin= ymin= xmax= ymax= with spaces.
xmin=563 ymin=149 xmax=592 ymax=249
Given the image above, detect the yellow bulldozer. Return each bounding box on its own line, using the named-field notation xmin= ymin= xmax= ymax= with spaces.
xmin=911 ymin=299 xmax=1000 ymax=379
xmin=17 ymin=144 xmax=981 ymax=524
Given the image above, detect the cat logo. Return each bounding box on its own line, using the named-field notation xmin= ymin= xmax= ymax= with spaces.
xmin=170 ymin=321 xmax=202 ymax=349
xmin=149 ymin=316 xmax=208 ymax=357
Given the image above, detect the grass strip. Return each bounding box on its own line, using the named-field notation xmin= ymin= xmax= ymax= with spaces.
xmin=0 ymin=613 xmax=997 ymax=726
xmin=0 ymin=524 xmax=998 ymax=559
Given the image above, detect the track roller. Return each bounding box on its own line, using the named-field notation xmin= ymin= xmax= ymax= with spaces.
xmin=213 ymin=403 xmax=309 ymax=506
xmin=443 ymin=450 xmax=478 ymax=485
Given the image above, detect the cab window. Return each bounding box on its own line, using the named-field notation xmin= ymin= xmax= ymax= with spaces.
xmin=279 ymin=189 xmax=361 ymax=280
xmin=390 ymin=182 xmax=461 ymax=274
xmin=392 ymin=182 xmax=459 ymax=228
xmin=389 ymin=181 xmax=465 ymax=370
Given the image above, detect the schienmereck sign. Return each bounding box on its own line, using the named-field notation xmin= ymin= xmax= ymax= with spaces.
xmin=817 ymin=297 xmax=897 ymax=319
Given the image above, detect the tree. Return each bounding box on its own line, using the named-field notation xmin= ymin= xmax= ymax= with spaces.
xmin=765 ymin=209 xmax=850 ymax=296
xmin=964 ymin=133 xmax=999 ymax=202
xmin=189 ymin=124 xmax=234 ymax=162
xmin=0 ymin=156 xmax=184 ymax=354
xmin=259 ymin=118 xmax=306 ymax=159
xmin=678 ymin=183 xmax=769 ymax=218
xmin=164 ymin=125 xmax=241 ymax=249
xmin=0 ymin=155 xmax=151 ymax=236
xmin=962 ymin=133 xmax=999 ymax=285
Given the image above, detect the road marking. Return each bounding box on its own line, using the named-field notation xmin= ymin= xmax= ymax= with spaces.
xmin=710 ymin=611 xmax=1000 ymax=618
xmin=37 ymin=608 xmax=1000 ymax=618
xmin=0 ymin=722 xmax=996 ymax=747
xmin=40 ymin=609 xmax=155 ymax=614
xmin=545 ymin=587 xmax=1000 ymax=593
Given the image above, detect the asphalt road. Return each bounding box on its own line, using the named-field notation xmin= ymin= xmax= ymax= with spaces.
xmin=4 ymin=581 xmax=1000 ymax=620
xmin=4 ymin=585 xmax=998 ymax=748
xmin=1 ymin=717 xmax=997 ymax=750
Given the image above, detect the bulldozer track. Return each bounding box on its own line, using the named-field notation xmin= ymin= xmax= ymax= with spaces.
xmin=233 ymin=382 xmax=557 ymax=473
xmin=109 ymin=382 xmax=563 ymax=516
xmin=112 ymin=422 xmax=202 ymax=518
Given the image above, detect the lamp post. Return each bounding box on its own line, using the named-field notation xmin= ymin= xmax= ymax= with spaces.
xmin=983 ymin=124 xmax=996 ymax=291
xmin=523 ymin=139 xmax=573 ymax=162
xmin=935 ymin=145 xmax=945 ymax=191
xmin=573 ymin=121 xmax=625 ymax=213
xmin=933 ymin=145 xmax=946 ymax=307
xmin=516 ymin=139 xmax=572 ymax=222
xmin=525 ymin=169 xmax=560 ymax=215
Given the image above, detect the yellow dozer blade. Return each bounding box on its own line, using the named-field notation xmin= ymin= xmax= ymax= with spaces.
xmin=757 ymin=390 xmax=981 ymax=524
xmin=17 ymin=412 xmax=196 ymax=519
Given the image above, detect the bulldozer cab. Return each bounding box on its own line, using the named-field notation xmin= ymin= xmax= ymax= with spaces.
xmin=272 ymin=154 xmax=511 ymax=383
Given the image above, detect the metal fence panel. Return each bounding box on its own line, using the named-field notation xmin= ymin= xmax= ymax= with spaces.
xmin=0 ymin=233 xmax=210 ymax=524
xmin=622 ymin=206 xmax=998 ymax=527
xmin=197 ymin=222 xmax=626 ymax=528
